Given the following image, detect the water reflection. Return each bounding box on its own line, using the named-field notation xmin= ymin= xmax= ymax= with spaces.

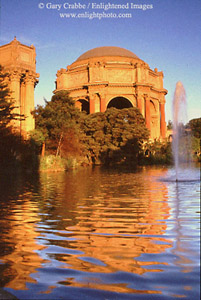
xmin=0 ymin=166 xmax=200 ymax=299
xmin=169 ymin=180 xmax=200 ymax=273
xmin=0 ymin=173 xmax=46 ymax=290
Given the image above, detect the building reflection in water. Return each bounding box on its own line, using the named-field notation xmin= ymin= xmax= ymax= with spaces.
xmin=0 ymin=197 xmax=48 ymax=290
xmin=35 ymin=167 xmax=172 ymax=294
xmin=1 ymin=166 xmax=195 ymax=296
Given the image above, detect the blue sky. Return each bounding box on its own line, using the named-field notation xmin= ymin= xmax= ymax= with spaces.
xmin=1 ymin=0 xmax=201 ymax=122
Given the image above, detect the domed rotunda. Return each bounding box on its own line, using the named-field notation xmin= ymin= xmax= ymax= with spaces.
xmin=55 ymin=46 xmax=167 ymax=139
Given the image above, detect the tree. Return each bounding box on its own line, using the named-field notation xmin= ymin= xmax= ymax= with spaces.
xmin=32 ymin=96 xmax=149 ymax=166
xmin=82 ymin=107 xmax=149 ymax=165
xmin=0 ymin=65 xmax=39 ymax=170
xmin=0 ymin=65 xmax=23 ymax=129
xmin=32 ymin=91 xmax=85 ymax=156
xmin=187 ymin=117 xmax=201 ymax=139
xmin=143 ymin=140 xmax=172 ymax=164
xmin=185 ymin=117 xmax=201 ymax=161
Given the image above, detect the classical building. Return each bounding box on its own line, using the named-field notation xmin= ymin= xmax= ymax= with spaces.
xmin=0 ymin=38 xmax=39 ymax=135
xmin=55 ymin=46 xmax=167 ymax=139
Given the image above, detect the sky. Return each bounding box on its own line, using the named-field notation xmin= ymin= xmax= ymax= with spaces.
xmin=1 ymin=0 xmax=201 ymax=122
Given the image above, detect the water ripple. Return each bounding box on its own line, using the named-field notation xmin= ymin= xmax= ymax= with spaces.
xmin=0 ymin=166 xmax=200 ymax=300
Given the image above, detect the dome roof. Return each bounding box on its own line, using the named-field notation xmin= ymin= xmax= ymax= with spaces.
xmin=76 ymin=46 xmax=140 ymax=61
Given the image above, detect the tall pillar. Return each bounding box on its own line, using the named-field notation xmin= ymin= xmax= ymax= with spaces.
xmin=137 ymin=96 xmax=143 ymax=115
xmin=100 ymin=94 xmax=107 ymax=112
xmin=10 ymin=70 xmax=21 ymax=129
xmin=24 ymin=73 xmax=35 ymax=132
xmin=160 ymin=102 xmax=166 ymax=139
xmin=89 ymin=95 xmax=95 ymax=114
xmin=20 ymin=81 xmax=26 ymax=133
xmin=145 ymin=96 xmax=151 ymax=131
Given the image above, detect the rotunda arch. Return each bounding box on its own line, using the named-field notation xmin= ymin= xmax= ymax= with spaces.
xmin=75 ymin=99 xmax=89 ymax=114
xmin=107 ymin=97 xmax=133 ymax=110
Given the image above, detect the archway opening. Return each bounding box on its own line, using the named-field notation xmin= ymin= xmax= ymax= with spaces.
xmin=75 ymin=99 xmax=89 ymax=114
xmin=107 ymin=97 xmax=133 ymax=110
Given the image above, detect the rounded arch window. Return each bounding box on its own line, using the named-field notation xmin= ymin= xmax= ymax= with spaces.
xmin=107 ymin=97 xmax=133 ymax=109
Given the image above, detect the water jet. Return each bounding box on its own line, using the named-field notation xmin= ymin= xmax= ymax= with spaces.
xmin=160 ymin=82 xmax=200 ymax=183
xmin=171 ymin=81 xmax=199 ymax=182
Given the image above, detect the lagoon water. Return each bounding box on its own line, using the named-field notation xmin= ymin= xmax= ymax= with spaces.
xmin=0 ymin=166 xmax=200 ymax=300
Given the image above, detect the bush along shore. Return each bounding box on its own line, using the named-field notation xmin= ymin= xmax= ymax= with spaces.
xmin=39 ymin=155 xmax=91 ymax=172
xmin=1 ymin=134 xmax=199 ymax=174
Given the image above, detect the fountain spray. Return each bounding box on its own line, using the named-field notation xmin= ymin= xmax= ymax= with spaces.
xmin=172 ymin=82 xmax=187 ymax=181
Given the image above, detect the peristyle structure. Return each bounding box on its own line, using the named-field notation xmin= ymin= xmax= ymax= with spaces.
xmin=0 ymin=38 xmax=39 ymax=135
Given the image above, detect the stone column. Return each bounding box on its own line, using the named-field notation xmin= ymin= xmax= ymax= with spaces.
xmin=160 ymin=102 xmax=166 ymax=139
xmin=10 ymin=70 xmax=21 ymax=129
xmin=20 ymin=81 xmax=26 ymax=133
xmin=137 ymin=95 xmax=143 ymax=115
xmin=24 ymin=73 xmax=35 ymax=132
xmin=89 ymin=95 xmax=95 ymax=114
xmin=145 ymin=95 xmax=151 ymax=131
xmin=100 ymin=95 xmax=107 ymax=112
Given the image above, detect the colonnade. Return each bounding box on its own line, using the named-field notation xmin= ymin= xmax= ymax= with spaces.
xmin=86 ymin=92 xmax=166 ymax=139
xmin=136 ymin=93 xmax=166 ymax=139
xmin=9 ymin=69 xmax=39 ymax=135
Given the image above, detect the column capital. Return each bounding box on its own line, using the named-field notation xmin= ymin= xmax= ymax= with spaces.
xmin=24 ymin=71 xmax=39 ymax=86
xmin=9 ymin=69 xmax=21 ymax=81
xmin=24 ymin=76 xmax=35 ymax=85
